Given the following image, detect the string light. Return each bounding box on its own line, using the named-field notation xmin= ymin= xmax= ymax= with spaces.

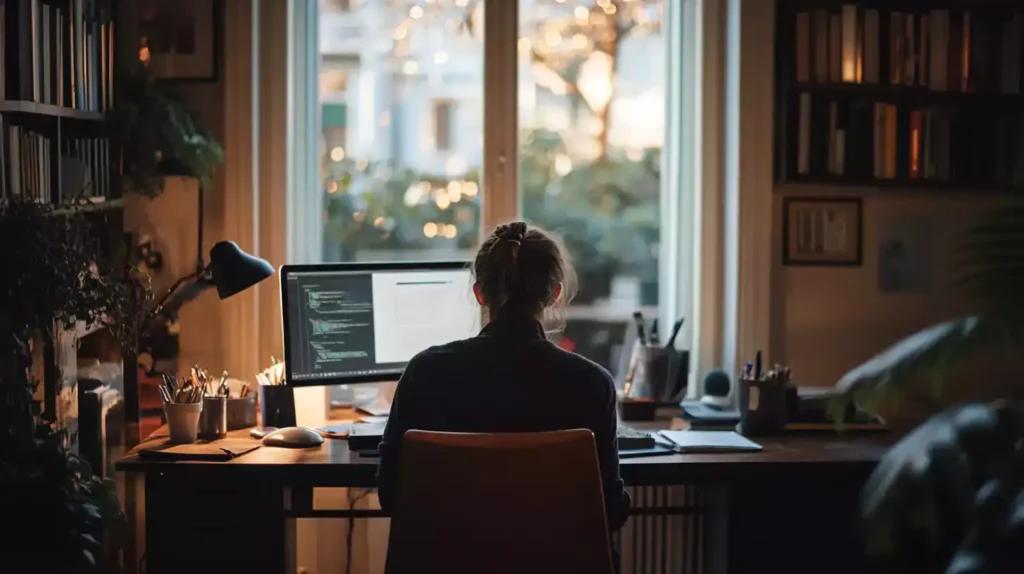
xmin=409 ymin=5 xmax=424 ymax=19
xmin=404 ymin=185 xmax=422 ymax=206
xmin=435 ymin=193 xmax=452 ymax=210
xmin=446 ymin=181 xmax=462 ymax=202
xmin=423 ymin=222 xmax=438 ymax=238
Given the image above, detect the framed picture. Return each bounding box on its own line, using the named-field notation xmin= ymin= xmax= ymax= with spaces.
xmin=137 ymin=0 xmax=220 ymax=81
xmin=782 ymin=197 xmax=862 ymax=266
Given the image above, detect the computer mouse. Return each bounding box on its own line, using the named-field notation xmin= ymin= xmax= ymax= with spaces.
xmin=261 ymin=426 xmax=325 ymax=448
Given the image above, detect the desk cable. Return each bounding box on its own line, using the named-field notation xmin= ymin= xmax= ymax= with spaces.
xmin=346 ymin=488 xmax=375 ymax=574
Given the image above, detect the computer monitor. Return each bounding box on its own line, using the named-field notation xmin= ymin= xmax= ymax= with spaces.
xmin=280 ymin=261 xmax=481 ymax=388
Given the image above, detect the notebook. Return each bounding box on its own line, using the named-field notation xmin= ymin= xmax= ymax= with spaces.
xmin=139 ymin=439 xmax=262 ymax=460
xmin=658 ymin=430 xmax=762 ymax=453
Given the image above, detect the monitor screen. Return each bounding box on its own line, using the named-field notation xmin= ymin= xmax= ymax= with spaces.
xmin=281 ymin=262 xmax=480 ymax=386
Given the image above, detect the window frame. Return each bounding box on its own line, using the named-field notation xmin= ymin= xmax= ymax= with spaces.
xmin=280 ymin=0 xmax=718 ymax=380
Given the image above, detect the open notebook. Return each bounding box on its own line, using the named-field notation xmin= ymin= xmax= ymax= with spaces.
xmin=659 ymin=430 xmax=762 ymax=453
xmin=139 ymin=439 xmax=262 ymax=461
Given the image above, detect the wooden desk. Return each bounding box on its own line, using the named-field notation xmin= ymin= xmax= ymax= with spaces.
xmin=117 ymin=426 xmax=886 ymax=574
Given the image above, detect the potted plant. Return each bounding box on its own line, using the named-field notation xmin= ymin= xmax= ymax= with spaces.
xmin=0 ymin=196 xmax=151 ymax=572
xmin=832 ymin=203 xmax=1024 ymax=573
xmin=112 ymin=62 xmax=225 ymax=197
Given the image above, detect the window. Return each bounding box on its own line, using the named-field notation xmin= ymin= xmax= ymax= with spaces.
xmin=518 ymin=0 xmax=665 ymax=368
xmin=318 ymin=0 xmax=484 ymax=264
xmin=321 ymin=0 xmax=353 ymax=13
xmin=431 ymin=99 xmax=455 ymax=151
xmin=312 ymin=0 xmax=688 ymax=372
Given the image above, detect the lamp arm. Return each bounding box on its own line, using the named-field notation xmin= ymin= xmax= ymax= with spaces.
xmin=151 ymin=267 xmax=210 ymax=317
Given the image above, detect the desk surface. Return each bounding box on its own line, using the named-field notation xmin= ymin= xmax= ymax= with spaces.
xmin=116 ymin=422 xmax=888 ymax=487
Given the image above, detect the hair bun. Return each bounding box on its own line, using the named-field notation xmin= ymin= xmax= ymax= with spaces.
xmin=496 ymin=222 xmax=527 ymax=243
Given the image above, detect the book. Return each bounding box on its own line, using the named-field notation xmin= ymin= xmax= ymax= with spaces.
xmin=659 ymin=430 xmax=762 ymax=453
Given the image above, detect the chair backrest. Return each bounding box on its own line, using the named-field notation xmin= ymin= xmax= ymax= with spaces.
xmin=385 ymin=429 xmax=615 ymax=574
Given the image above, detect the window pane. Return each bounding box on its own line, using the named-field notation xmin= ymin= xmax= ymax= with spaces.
xmin=518 ymin=0 xmax=666 ymax=371
xmin=319 ymin=1 xmax=484 ymax=263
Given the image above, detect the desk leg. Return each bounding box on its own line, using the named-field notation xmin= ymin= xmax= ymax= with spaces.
xmin=123 ymin=472 xmax=145 ymax=574
xmin=283 ymin=486 xmax=310 ymax=574
xmin=704 ymin=485 xmax=729 ymax=574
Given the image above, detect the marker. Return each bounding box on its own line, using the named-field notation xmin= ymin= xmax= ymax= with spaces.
xmin=754 ymin=350 xmax=762 ymax=380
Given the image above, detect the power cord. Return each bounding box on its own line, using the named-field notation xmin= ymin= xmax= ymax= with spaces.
xmin=345 ymin=488 xmax=375 ymax=574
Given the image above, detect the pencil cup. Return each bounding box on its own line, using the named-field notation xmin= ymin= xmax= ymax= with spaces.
xmin=259 ymin=385 xmax=297 ymax=428
xmin=200 ymin=396 xmax=228 ymax=440
xmin=165 ymin=401 xmax=203 ymax=444
xmin=227 ymin=396 xmax=258 ymax=430
xmin=736 ymin=378 xmax=787 ymax=436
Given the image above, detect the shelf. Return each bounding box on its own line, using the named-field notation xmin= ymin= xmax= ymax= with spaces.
xmin=74 ymin=320 xmax=107 ymax=339
xmin=787 ymin=83 xmax=1022 ymax=107
xmin=50 ymin=197 xmax=125 ymax=216
xmin=776 ymin=177 xmax=1024 ymax=195
xmin=0 ymin=100 xmax=105 ymax=121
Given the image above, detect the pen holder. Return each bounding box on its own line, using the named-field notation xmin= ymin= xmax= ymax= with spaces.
xmin=227 ymin=395 xmax=258 ymax=430
xmin=165 ymin=401 xmax=203 ymax=444
xmin=200 ymin=396 xmax=228 ymax=440
xmin=736 ymin=378 xmax=787 ymax=436
xmin=618 ymin=396 xmax=657 ymax=422
xmin=259 ymin=385 xmax=296 ymax=428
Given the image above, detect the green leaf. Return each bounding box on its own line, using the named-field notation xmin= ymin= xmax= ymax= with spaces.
xmin=833 ymin=314 xmax=1024 ymax=417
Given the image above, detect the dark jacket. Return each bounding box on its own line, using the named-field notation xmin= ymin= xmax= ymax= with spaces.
xmin=377 ymin=316 xmax=631 ymax=531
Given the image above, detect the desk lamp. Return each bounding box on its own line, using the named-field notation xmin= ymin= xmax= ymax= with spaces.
xmin=152 ymin=240 xmax=275 ymax=315
xmin=125 ymin=241 xmax=274 ymax=442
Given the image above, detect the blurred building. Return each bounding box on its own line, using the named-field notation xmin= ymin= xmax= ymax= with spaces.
xmin=318 ymin=0 xmax=665 ymax=176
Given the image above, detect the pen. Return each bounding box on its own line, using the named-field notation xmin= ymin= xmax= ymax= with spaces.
xmin=632 ymin=311 xmax=648 ymax=345
xmin=754 ymin=350 xmax=762 ymax=380
xmin=664 ymin=318 xmax=684 ymax=349
xmin=650 ymin=319 xmax=659 ymax=346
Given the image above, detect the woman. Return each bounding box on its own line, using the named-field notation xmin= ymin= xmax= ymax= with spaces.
xmin=377 ymin=221 xmax=631 ymax=531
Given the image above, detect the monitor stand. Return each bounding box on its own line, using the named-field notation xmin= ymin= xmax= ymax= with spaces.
xmin=353 ymin=381 xmax=397 ymax=418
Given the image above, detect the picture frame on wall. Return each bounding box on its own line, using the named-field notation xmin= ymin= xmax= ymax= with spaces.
xmin=782 ymin=197 xmax=863 ymax=266
xmin=137 ymin=0 xmax=220 ymax=81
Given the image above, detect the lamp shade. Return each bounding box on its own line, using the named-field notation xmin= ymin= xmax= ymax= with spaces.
xmin=207 ymin=241 xmax=275 ymax=300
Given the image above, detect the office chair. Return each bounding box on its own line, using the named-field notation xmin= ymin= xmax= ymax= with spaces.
xmin=385 ymin=429 xmax=615 ymax=574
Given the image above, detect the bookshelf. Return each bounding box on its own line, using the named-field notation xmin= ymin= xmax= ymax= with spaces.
xmin=0 ymin=0 xmax=122 ymax=435
xmin=775 ymin=0 xmax=1024 ymax=192
xmin=1 ymin=0 xmax=117 ymax=205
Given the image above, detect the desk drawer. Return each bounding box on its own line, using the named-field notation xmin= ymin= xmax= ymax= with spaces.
xmin=144 ymin=474 xmax=287 ymax=574
xmin=146 ymin=474 xmax=279 ymax=527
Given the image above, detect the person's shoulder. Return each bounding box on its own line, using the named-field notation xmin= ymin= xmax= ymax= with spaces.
xmin=549 ymin=344 xmax=617 ymax=391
